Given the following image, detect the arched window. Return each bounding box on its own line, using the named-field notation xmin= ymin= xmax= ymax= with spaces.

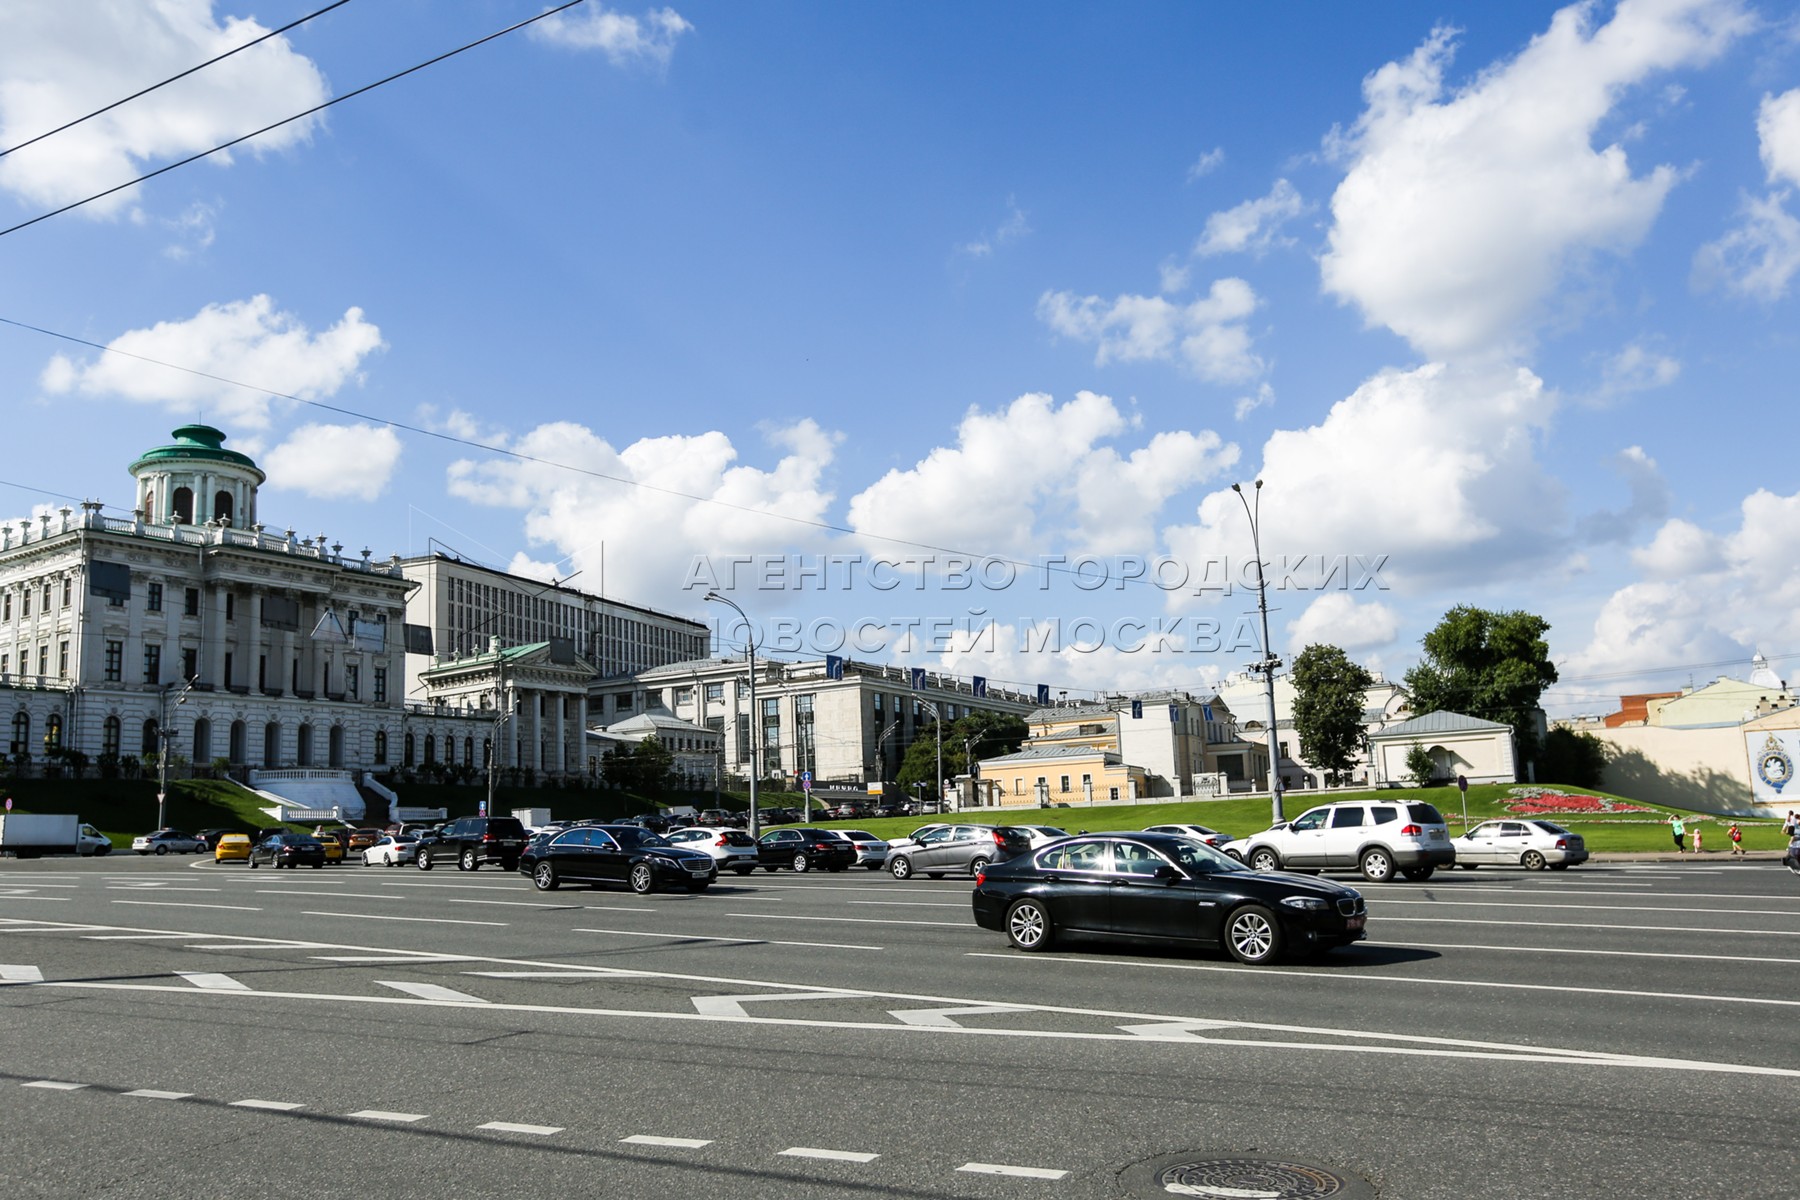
xmin=142 ymin=718 xmax=159 ymax=756
xmin=296 ymin=723 xmax=313 ymax=767
xmin=404 ymin=732 xmax=415 ymax=767
xmin=213 ymin=490 xmax=233 ymax=526
xmin=10 ymin=711 xmax=29 ymax=755
xmin=424 ymin=734 xmax=436 ymax=764
xmin=264 ymin=722 xmax=281 ymax=767
xmin=102 ymin=716 xmax=121 ymax=757
xmin=374 ymin=730 xmax=388 ymax=765
xmin=444 ymin=737 xmax=455 ymax=767
xmin=172 ymin=487 xmax=193 ymax=524
xmin=44 ymin=713 xmax=62 ymax=749
xmin=483 ymin=737 xmax=492 ymax=767
xmin=464 ymin=736 xmax=474 ymax=765
xmin=229 ymin=720 xmax=246 ymax=764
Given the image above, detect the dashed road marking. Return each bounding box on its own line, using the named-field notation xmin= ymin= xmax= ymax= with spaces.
xmin=693 ymin=989 xmax=870 ymax=1018
xmin=348 ymin=1110 xmax=427 ymax=1122
xmin=302 ymin=911 xmax=505 ymax=927
xmin=22 ymin=1080 xmax=85 ymax=1091
xmin=890 ymin=1003 xmax=1032 ymax=1027
xmin=958 ymin=1162 xmax=1068 ymax=1180
xmin=0 ymin=964 xmax=44 ymax=982
xmin=111 ymin=901 xmax=261 ymax=912
xmin=376 ymin=981 xmax=488 ymax=1003
xmin=124 ymin=1089 xmax=192 ymax=1100
xmin=780 ymin=1147 xmax=879 ymax=1163
xmin=480 ymin=1121 xmax=564 ymax=1136
xmin=622 ymin=1135 xmax=713 ymax=1149
xmin=573 ymin=926 xmax=882 ymax=951
xmin=232 ymin=1099 xmax=305 ymax=1111
xmin=176 ymin=971 xmax=250 ymax=991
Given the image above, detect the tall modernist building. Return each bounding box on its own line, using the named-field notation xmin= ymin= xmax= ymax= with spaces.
xmin=0 ymin=426 xmax=411 ymax=774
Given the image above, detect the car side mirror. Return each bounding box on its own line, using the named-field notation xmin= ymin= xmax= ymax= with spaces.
xmin=1154 ymin=864 xmax=1182 ymax=882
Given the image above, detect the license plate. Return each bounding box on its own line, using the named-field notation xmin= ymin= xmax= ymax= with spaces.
xmin=688 ymin=865 xmax=710 ymax=875
xmin=1345 ymin=915 xmax=1366 ymax=930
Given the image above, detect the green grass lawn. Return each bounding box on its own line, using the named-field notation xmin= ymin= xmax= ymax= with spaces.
xmin=2 ymin=777 xmax=295 ymax=848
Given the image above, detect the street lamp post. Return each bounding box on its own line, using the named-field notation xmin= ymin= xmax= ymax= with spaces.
xmin=918 ymin=698 xmax=943 ymax=816
xmin=484 ymin=659 xmax=510 ymax=821
xmin=155 ymin=679 xmax=192 ymax=831
xmin=704 ymin=592 xmax=759 ymax=840
xmin=1232 ymin=480 xmax=1286 ymax=825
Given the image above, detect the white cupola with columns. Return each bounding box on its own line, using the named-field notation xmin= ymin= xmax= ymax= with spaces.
xmin=127 ymin=424 xmax=266 ymax=529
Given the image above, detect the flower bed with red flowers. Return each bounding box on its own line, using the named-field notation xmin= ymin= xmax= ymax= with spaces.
xmin=1503 ymin=787 xmax=1654 ymax=815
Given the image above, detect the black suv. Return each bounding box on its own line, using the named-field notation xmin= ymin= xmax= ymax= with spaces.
xmin=417 ymin=817 xmax=527 ymax=872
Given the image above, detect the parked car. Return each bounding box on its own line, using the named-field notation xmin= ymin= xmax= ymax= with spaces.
xmin=886 ymin=824 xmax=1034 ymax=880
xmin=883 ymin=823 xmax=952 ymax=857
xmin=1143 ymin=823 xmax=1236 ymax=853
xmin=312 ymin=831 xmax=346 ymax=863
xmin=1015 ymin=825 xmax=1071 ymax=849
xmin=972 ymin=831 xmax=1367 ymax=964
xmin=346 ymin=829 xmax=383 ymax=853
xmin=1455 ymin=819 xmax=1588 ymax=870
xmin=836 ymin=829 xmax=891 ymax=870
xmin=194 ymin=828 xmax=239 ymax=851
xmin=520 ymin=824 xmax=717 ymax=893
xmin=754 ymin=827 xmax=858 ymax=873
xmin=247 ymin=833 xmax=326 ymax=869
xmin=132 ymin=829 xmax=204 ymax=855
xmin=1236 ymin=801 xmax=1455 ymax=882
xmin=361 ymin=834 xmax=420 ymax=867
xmin=664 ymin=826 xmax=759 ymax=875
xmin=212 ymin=833 xmax=253 ymax=863
xmin=416 ymin=816 xmax=528 ymax=872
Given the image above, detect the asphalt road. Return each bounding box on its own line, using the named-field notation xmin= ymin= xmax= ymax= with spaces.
xmin=2 ymin=851 xmax=1797 ymax=1199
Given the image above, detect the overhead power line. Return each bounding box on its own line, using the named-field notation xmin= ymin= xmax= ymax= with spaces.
xmin=0 ymin=0 xmax=592 ymax=240
xmin=0 ymin=0 xmax=354 ymax=161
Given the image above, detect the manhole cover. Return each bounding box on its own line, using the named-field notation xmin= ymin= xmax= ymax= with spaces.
xmin=1120 ymin=1154 xmax=1375 ymax=1200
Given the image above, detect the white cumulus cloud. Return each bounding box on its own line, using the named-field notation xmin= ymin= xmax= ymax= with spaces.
xmin=1286 ymin=593 xmax=1401 ymax=653
xmin=264 ymin=422 xmax=402 ymax=501
xmin=1694 ymin=87 xmax=1800 ymax=300
xmin=1758 ymin=86 xmax=1800 ymax=186
xmin=1321 ymin=0 xmax=1748 ymax=358
xmin=529 ymin=4 xmax=693 ymax=66
xmin=1037 ymin=278 xmax=1262 ymax=382
xmin=39 ymin=295 xmax=384 ymax=430
xmin=1193 ymin=179 xmax=1305 ymax=257
xmin=0 ymin=1 xmax=329 ymax=218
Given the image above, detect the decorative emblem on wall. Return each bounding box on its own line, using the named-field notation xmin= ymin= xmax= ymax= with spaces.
xmin=1756 ymin=734 xmax=1792 ymax=793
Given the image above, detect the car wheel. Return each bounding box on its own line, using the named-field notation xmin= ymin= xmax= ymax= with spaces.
xmin=791 ymin=853 xmax=810 ymax=873
xmin=1223 ymin=848 xmax=1244 ymax=863
xmin=629 ymin=862 xmax=657 ymax=894
xmin=247 ymin=857 xmax=258 ymax=869
xmin=417 ymin=850 xmax=434 ymax=871
xmin=1005 ymin=899 xmax=1053 ymax=951
xmin=1359 ymin=848 xmax=1394 ymax=882
xmin=1521 ymin=850 xmax=1547 ymax=871
xmin=968 ymin=856 xmax=991 ymax=877
xmin=533 ymin=862 xmax=559 ymax=891
xmin=1400 ymin=866 xmax=1434 ymax=881
xmin=1248 ymin=847 xmax=1280 ymax=872
xmin=155 ymin=845 xmax=168 ymax=856
xmin=1225 ymin=904 xmax=1283 ymax=965
xmin=460 ymin=849 xmax=479 ymax=872
xmin=888 ymin=855 xmax=913 ymax=880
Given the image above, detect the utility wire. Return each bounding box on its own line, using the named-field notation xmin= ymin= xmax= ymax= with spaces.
xmin=0 ymin=0 xmax=354 ymax=160
xmin=0 ymin=0 xmax=591 ymax=239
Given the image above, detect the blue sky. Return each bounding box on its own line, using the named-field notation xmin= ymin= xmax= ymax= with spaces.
xmin=2 ymin=0 xmax=1798 ymax=717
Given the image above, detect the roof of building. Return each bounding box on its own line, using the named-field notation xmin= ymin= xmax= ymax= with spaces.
xmin=604 ymin=708 xmax=715 ymax=738
xmin=981 ymin=744 xmax=1122 ymax=766
xmin=1370 ymin=710 xmax=1510 ymax=738
xmin=399 ymin=553 xmax=707 ymax=628
xmin=1027 ymin=691 xmax=1222 ymax=724
xmin=128 ymin=424 xmax=264 ymax=479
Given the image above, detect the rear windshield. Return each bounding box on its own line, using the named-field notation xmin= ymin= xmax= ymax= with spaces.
xmin=1406 ymin=804 xmax=1445 ymax=824
xmin=1528 ymin=820 xmax=1571 ymax=835
xmin=721 ymin=832 xmax=756 ymax=847
xmin=485 ymin=819 xmax=526 ymax=835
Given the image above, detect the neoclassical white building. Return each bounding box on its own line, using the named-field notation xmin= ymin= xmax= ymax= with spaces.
xmin=1 ymin=426 xmax=412 ymax=777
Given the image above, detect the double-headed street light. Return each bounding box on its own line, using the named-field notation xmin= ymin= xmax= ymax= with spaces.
xmin=155 ymin=678 xmax=194 ymax=831
xmin=1232 ymin=480 xmax=1285 ymax=825
xmin=704 ymin=591 xmax=759 ymax=839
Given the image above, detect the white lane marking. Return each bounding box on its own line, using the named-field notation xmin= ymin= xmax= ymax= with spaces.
xmin=378 ymin=881 xmax=548 ymax=893
xmin=445 ymin=899 xmax=581 ymax=909
xmin=891 ymin=1004 xmax=1032 ymax=1027
xmin=191 ymin=943 xmax=315 ymax=951
xmin=301 ymin=911 xmax=506 ymax=927
xmin=1384 ymin=940 xmax=1800 ymax=966
xmin=255 ymin=890 xmax=399 ymax=901
xmin=724 ymin=912 xmax=965 ymax=928
xmin=348 ymin=1110 xmax=428 ymax=1123
xmin=0 ymin=896 xmax=67 ymax=902
xmin=112 ymin=901 xmax=261 ymax=912
xmin=311 ymin=954 xmax=483 ymax=963
xmin=0 ymin=882 xmax=81 ymax=888
xmin=377 ymin=981 xmax=488 ymax=1003
xmin=231 ymin=1099 xmax=305 ymax=1110
xmin=481 ymin=1121 xmax=563 ymax=1136
xmin=693 ymin=990 xmax=871 ymax=1017
xmin=83 ymin=933 xmax=200 ymax=940
xmin=779 ymin=1147 xmax=879 ymax=1163
xmin=0 ymin=964 xmax=44 ymax=982
xmin=107 ymin=885 xmax=218 ymax=892
xmin=967 ymin=950 xmax=1800 ymax=1009
xmin=124 ymin=1090 xmax=191 ymax=1100
xmin=847 ymin=900 xmax=967 ymax=908
xmin=1377 ymin=915 xmax=1800 ymax=937
xmin=572 ymin=926 xmax=882 ymax=951
xmin=1375 ymin=898 xmax=1800 ymax=918
xmin=176 ymin=972 xmax=250 ymax=992
xmin=958 ymin=1162 xmax=1069 ymax=1180
xmin=623 ymin=1135 xmax=713 ymax=1148
xmin=22 ymin=1080 xmax=85 ymax=1091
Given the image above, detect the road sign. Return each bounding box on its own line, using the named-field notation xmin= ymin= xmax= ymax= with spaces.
xmin=1457 ymin=774 xmax=1468 ymax=793
xmin=3 ymin=796 xmax=10 ymax=811
xmin=800 ymin=770 xmax=812 ymax=793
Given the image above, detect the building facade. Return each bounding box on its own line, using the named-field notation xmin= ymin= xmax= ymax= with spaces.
xmin=1 ymin=426 xmax=411 ymax=778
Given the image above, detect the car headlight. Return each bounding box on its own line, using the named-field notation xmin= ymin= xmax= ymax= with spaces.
xmin=1280 ymin=896 xmax=1328 ymax=911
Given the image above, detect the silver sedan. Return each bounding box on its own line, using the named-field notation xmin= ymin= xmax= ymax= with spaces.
xmin=836 ymin=829 xmax=891 ymax=870
xmin=1455 ymin=819 xmax=1588 ymax=870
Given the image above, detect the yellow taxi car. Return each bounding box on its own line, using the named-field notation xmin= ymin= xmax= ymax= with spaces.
xmin=312 ymin=832 xmax=346 ymax=863
xmin=213 ymin=833 xmax=252 ymax=863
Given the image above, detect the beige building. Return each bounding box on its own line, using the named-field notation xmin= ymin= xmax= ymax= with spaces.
xmin=1367 ymin=711 xmax=1518 ymax=785
xmin=978 ymin=742 xmax=1149 ymax=808
xmin=1215 ymin=670 xmax=1412 ymax=791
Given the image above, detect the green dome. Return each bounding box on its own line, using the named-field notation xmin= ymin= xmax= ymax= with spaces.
xmin=128 ymin=424 xmax=265 ymax=480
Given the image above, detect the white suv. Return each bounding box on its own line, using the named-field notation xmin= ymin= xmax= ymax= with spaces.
xmin=1239 ymin=801 xmax=1455 ymax=882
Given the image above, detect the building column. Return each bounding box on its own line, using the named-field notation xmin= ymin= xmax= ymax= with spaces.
xmin=529 ymin=692 xmax=543 ymax=773
xmin=206 ymin=586 xmax=228 ymax=688
xmin=552 ymin=692 xmax=566 ymax=775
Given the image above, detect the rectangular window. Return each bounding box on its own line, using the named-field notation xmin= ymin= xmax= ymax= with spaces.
xmin=258 ymin=655 xmax=267 ymax=691
xmin=346 ymin=664 xmax=360 ymax=700
xmin=224 ymin=593 xmax=234 ymax=620
xmin=372 ymin=667 xmax=387 ymax=703
xmin=147 ymin=582 xmax=162 ymax=613
xmin=2 ymin=592 xmax=10 ymax=619
xmin=674 ymin=686 xmax=693 ymax=707
xmin=182 ymin=647 xmax=198 ymax=681
xmin=184 ymin=588 xmax=199 ymax=616
xmin=58 ymin=640 xmax=69 ymax=678
xmin=1 ymin=653 xmax=8 ymax=676
xmin=61 ymin=578 xmax=71 ymax=607
xmin=21 ymin=588 xmax=29 ymax=617
xmin=223 ymin=652 xmax=233 ymax=688
xmin=794 ymin=693 xmax=815 ymax=776
xmin=37 ymin=645 xmax=48 ymax=676
xmin=42 ymin=583 xmax=51 ymax=609
xmin=144 ymin=644 xmax=161 ymax=685
xmin=1059 ymin=774 xmax=1071 ymax=794
xmin=705 ymin=682 xmax=723 ymax=703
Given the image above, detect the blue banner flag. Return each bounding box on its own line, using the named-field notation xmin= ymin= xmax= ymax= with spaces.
xmin=1169 ymin=703 xmax=1180 ymax=723
xmin=1036 ymin=684 xmax=1050 ymax=705
xmin=910 ymin=667 xmax=926 ymax=691
xmin=1202 ymin=704 xmax=1214 ymax=722
xmin=973 ymin=676 xmax=987 ymax=698
xmin=1131 ymin=700 xmax=1143 ymax=719
xmin=825 ymin=654 xmax=843 ymax=680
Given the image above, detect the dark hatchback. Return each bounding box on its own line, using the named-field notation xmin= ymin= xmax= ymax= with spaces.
xmin=753 ymin=827 xmax=858 ymax=873
xmin=971 ymin=831 xmax=1367 ymax=965
xmin=246 ymin=834 xmax=327 ymax=870
xmin=520 ymin=824 xmax=718 ymax=894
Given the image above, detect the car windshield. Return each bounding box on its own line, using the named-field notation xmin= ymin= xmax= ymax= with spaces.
xmin=1162 ymin=837 xmax=1247 ymax=874
xmin=612 ymin=828 xmax=669 ymax=849
xmin=1032 ymin=827 xmax=1068 ymax=838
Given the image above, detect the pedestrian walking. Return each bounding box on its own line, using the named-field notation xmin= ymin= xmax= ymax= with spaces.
xmin=1692 ymin=823 xmax=1704 ymax=854
xmin=1729 ymin=822 xmax=1744 ymax=855
xmin=1670 ymin=815 xmax=1686 ymax=853
xmin=1784 ymin=811 xmax=1798 ymax=840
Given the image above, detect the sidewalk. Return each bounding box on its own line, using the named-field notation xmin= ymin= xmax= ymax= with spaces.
xmin=1589 ymin=850 xmax=1789 ymax=864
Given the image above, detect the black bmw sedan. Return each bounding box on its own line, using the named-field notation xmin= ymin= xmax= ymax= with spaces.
xmin=971 ymin=831 xmax=1366 ymax=964
xmin=520 ymin=824 xmax=718 ymax=893
xmin=246 ymin=833 xmax=326 ymax=870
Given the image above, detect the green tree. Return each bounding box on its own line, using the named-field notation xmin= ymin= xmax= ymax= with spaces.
xmin=1538 ymin=727 xmax=1608 ymax=789
xmin=1405 ymin=741 xmax=1436 ymax=787
xmin=1290 ymin=644 xmax=1375 ymax=786
xmin=894 ymin=710 xmax=1028 ymax=796
xmin=1403 ymin=605 xmax=1558 ymax=768
xmin=603 ymin=738 xmax=676 ymax=797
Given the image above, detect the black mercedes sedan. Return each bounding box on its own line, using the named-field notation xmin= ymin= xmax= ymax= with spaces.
xmin=970 ymin=831 xmax=1367 ymax=964
xmin=246 ymin=833 xmax=326 ymax=870
xmin=520 ymin=824 xmax=718 ymax=894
